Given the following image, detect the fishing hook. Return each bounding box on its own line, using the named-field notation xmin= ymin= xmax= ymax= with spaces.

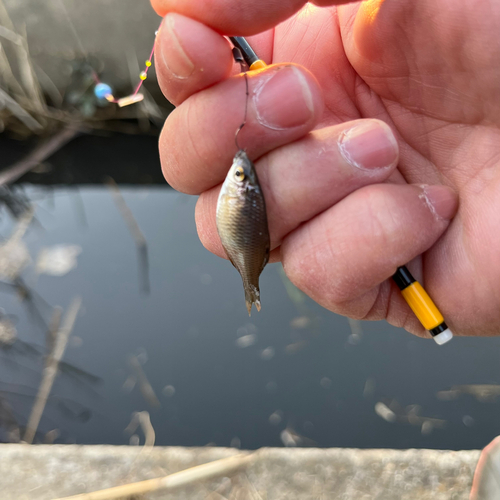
xmin=232 ymin=47 xmax=249 ymax=151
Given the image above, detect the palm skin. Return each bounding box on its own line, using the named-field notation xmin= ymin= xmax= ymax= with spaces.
xmin=151 ymin=0 xmax=500 ymax=337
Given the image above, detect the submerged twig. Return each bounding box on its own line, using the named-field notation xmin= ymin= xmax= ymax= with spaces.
xmin=71 ymin=188 xmax=88 ymax=228
xmin=5 ymin=204 xmax=34 ymax=242
xmin=128 ymin=355 xmax=160 ymax=408
xmin=124 ymin=411 xmax=156 ymax=472
xmin=54 ymin=452 xmax=256 ymax=500
xmin=106 ymin=177 xmax=150 ymax=294
xmin=45 ymin=306 xmax=63 ymax=363
xmin=124 ymin=411 xmax=155 ymax=448
xmin=13 ymin=276 xmax=51 ymax=332
xmin=23 ymin=297 xmax=82 ymax=444
xmin=106 ymin=177 xmax=146 ymax=247
xmin=0 ymin=125 xmax=80 ymax=186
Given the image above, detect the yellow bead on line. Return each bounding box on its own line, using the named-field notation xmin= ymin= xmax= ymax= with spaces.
xmin=139 ymin=71 xmax=147 ymax=80
xmin=145 ymin=60 xmax=152 ymax=67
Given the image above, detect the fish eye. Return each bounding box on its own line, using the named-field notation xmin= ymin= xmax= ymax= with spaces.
xmin=234 ymin=166 xmax=245 ymax=181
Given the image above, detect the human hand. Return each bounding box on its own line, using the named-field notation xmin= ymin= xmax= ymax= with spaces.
xmin=150 ymin=0 xmax=500 ymax=337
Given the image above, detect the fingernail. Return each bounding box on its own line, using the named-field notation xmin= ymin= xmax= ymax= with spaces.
xmin=161 ymin=15 xmax=195 ymax=79
xmin=419 ymin=185 xmax=458 ymax=221
xmin=255 ymin=66 xmax=314 ymax=130
xmin=338 ymin=120 xmax=399 ymax=171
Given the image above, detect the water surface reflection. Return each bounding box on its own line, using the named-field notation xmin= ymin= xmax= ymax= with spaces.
xmin=0 ymin=186 xmax=499 ymax=450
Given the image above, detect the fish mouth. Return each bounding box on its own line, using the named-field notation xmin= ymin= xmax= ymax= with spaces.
xmin=234 ymin=150 xmax=248 ymax=161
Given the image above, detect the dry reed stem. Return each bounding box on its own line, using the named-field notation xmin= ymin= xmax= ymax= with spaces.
xmin=0 ymin=24 xmax=25 ymax=44
xmin=0 ymin=44 xmax=26 ymax=97
xmin=13 ymin=23 xmax=45 ymax=113
xmin=0 ymin=87 xmax=42 ymax=131
xmin=54 ymin=452 xmax=255 ymax=500
xmin=23 ymin=296 xmax=82 ymax=444
xmin=0 ymin=2 xmax=45 ymax=111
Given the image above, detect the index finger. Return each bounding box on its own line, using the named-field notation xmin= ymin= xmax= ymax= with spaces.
xmin=150 ymin=0 xmax=359 ymax=35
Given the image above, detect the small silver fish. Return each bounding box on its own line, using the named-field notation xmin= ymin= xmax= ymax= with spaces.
xmin=216 ymin=150 xmax=270 ymax=315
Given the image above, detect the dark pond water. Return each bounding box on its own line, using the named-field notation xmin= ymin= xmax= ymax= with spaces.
xmin=0 ymin=134 xmax=499 ymax=450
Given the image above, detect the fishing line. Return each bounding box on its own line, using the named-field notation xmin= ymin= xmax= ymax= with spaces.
xmin=92 ymin=27 xmax=159 ymax=107
xmin=229 ymin=37 xmax=267 ymax=151
xmin=233 ymin=48 xmax=249 ymax=151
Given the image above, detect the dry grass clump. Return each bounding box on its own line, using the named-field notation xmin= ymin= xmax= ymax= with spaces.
xmin=0 ymin=0 xmax=166 ymax=140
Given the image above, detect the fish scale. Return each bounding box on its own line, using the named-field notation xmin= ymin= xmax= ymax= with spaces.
xmin=216 ymin=150 xmax=270 ymax=315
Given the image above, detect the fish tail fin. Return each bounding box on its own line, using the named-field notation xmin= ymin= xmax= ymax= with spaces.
xmin=244 ymin=283 xmax=261 ymax=316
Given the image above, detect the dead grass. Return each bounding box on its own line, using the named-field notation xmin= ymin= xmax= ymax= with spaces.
xmin=0 ymin=0 xmax=166 ymax=140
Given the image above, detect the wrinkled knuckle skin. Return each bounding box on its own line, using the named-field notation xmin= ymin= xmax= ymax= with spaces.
xmin=283 ymin=256 xmax=348 ymax=311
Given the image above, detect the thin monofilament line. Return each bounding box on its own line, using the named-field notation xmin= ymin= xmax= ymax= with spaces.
xmin=132 ymin=42 xmax=157 ymax=96
xmin=92 ymin=27 xmax=158 ymax=106
xmin=234 ymin=70 xmax=249 ymax=150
